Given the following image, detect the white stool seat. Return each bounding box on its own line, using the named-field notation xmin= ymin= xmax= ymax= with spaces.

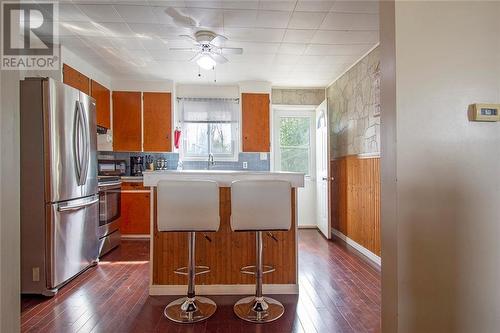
xmin=156 ymin=179 xmax=220 ymax=324
xmin=158 ymin=180 xmax=220 ymax=232
xmin=230 ymin=180 xmax=292 ymax=323
xmin=231 ymin=180 xmax=291 ymax=232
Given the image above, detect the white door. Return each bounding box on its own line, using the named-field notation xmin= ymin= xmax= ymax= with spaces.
xmin=315 ymin=100 xmax=331 ymax=238
xmin=273 ymin=108 xmax=316 ymax=228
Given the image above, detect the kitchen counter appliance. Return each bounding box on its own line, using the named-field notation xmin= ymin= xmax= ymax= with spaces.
xmin=20 ymin=78 xmax=99 ymax=296
xmin=130 ymin=156 xmax=144 ymax=176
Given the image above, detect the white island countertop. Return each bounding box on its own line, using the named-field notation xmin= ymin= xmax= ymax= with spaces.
xmin=143 ymin=170 xmax=305 ymax=188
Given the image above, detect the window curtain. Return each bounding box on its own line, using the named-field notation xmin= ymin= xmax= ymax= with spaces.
xmin=179 ymin=98 xmax=239 ymax=123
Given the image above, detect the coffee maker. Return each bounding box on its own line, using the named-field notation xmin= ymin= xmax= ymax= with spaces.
xmin=130 ymin=156 xmax=144 ymax=176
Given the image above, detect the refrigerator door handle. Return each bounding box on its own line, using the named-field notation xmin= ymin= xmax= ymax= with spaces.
xmin=58 ymin=197 xmax=99 ymax=212
xmin=79 ymin=101 xmax=90 ymax=186
xmin=73 ymin=101 xmax=83 ymax=185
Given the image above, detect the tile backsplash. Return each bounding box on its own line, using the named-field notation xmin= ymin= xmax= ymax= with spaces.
xmin=98 ymin=152 xmax=270 ymax=175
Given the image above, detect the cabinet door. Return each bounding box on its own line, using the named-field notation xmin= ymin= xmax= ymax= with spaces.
xmin=242 ymin=93 xmax=270 ymax=152
xmin=143 ymin=92 xmax=172 ymax=152
xmin=112 ymin=91 xmax=142 ymax=151
xmin=63 ymin=64 xmax=90 ymax=94
xmin=119 ymin=190 xmax=150 ymax=235
xmin=90 ymin=80 xmax=111 ymax=129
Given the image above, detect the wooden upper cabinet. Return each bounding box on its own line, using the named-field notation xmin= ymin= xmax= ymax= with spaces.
xmin=90 ymin=80 xmax=111 ymax=129
xmin=63 ymin=64 xmax=90 ymax=95
xmin=143 ymin=92 xmax=172 ymax=152
xmin=242 ymin=93 xmax=270 ymax=152
xmin=112 ymin=91 xmax=142 ymax=152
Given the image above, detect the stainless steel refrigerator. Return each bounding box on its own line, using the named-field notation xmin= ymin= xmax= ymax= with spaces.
xmin=20 ymin=77 xmax=99 ymax=296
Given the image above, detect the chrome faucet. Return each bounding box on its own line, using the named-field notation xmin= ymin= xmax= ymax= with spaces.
xmin=207 ymin=153 xmax=215 ymax=169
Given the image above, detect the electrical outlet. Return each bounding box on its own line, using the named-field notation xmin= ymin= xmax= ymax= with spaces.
xmin=32 ymin=267 xmax=40 ymax=282
xmin=260 ymin=153 xmax=268 ymax=160
xmin=242 ymin=162 xmax=248 ymax=169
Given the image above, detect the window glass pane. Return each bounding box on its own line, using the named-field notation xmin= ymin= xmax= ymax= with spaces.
xmin=210 ymin=123 xmax=233 ymax=154
xmin=279 ymin=116 xmax=310 ymax=174
xmin=280 ymin=147 xmax=309 ymax=174
xmin=279 ymin=117 xmax=310 ymax=146
xmin=184 ymin=123 xmax=208 ymax=155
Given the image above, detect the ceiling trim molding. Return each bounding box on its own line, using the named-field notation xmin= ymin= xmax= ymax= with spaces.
xmin=326 ymin=42 xmax=380 ymax=89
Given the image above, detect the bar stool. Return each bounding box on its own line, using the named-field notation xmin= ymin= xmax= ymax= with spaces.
xmin=230 ymin=180 xmax=292 ymax=323
xmin=157 ymin=180 xmax=220 ymax=323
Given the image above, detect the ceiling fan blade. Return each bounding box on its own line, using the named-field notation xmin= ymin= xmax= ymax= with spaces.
xmin=165 ymin=7 xmax=198 ymax=28
xmin=179 ymin=35 xmax=199 ymax=44
xmin=169 ymin=47 xmax=198 ymax=51
xmin=210 ymin=34 xmax=228 ymax=47
xmin=220 ymin=47 xmax=243 ymax=55
xmin=210 ymin=53 xmax=228 ymax=64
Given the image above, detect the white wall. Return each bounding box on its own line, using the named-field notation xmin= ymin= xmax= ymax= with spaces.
xmin=381 ymin=1 xmax=500 ymax=332
xmin=61 ymin=46 xmax=111 ymax=88
xmin=0 ymin=68 xmax=21 ymax=333
xmin=111 ymin=79 xmax=173 ymax=92
xmin=176 ymin=84 xmax=239 ymax=98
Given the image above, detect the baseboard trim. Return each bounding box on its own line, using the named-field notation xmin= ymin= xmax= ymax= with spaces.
xmin=149 ymin=284 xmax=299 ymax=296
xmin=331 ymin=229 xmax=381 ymax=266
xmin=121 ymin=234 xmax=150 ymax=240
xmin=298 ymin=224 xmax=318 ymax=229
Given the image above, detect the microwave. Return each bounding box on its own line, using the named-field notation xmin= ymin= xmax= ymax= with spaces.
xmin=98 ymin=159 xmax=126 ymax=176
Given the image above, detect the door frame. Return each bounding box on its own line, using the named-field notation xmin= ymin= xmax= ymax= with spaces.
xmin=315 ymin=99 xmax=332 ymax=239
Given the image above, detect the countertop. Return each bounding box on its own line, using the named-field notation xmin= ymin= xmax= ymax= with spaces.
xmin=142 ymin=170 xmax=305 ymax=188
xmin=120 ymin=176 xmax=144 ymax=182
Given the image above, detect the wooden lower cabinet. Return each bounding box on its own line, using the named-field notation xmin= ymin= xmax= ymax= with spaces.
xmin=119 ymin=188 xmax=150 ymax=235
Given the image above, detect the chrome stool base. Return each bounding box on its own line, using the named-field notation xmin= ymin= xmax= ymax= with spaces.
xmin=164 ymin=296 xmax=217 ymax=323
xmin=233 ymin=296 xmax=284 ymax=323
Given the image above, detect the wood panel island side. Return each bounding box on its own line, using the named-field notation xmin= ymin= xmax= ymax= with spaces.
xmin=143 ymin=171 xmax=305 ymax=296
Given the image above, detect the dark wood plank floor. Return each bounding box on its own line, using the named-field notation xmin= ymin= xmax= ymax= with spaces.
xmin=21 ymin=230 xmax=380 ymax=333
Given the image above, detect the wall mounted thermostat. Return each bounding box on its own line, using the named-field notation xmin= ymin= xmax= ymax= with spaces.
xmin=468 ymin=103 xmax=500 ymax=122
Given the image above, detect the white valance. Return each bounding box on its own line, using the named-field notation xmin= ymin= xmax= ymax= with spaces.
xmin=179 ymin=98 xmax=239 ymax=123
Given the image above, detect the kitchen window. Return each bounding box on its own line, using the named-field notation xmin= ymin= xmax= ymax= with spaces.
xmin=179 ymin=98 xmax=240 ymax=161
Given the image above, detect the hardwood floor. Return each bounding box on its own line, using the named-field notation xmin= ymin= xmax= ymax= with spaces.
xmin=21 ymin=230 xmax=380 ymax=333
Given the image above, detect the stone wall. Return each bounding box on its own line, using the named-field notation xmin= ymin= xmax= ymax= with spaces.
xmin=272 ymin=88 xmax=325 ymax=106
xmin=327 ymin=47 xmax=380 ymax=158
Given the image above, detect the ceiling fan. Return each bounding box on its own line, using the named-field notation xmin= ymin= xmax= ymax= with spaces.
xmin=170 ymin=30 xmax=243 ymax=70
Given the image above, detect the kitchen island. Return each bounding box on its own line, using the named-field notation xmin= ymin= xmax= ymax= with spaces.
xmin=143 ymin=170 xmax=304 ymax=296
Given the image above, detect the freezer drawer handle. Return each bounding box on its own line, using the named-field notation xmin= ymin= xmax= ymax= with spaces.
xmin=58 ymin=198 xmax=99 ymax=212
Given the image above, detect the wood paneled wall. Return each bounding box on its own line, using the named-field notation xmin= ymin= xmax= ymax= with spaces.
xmin=153 ymin=188 xmax=296 ymax=285
xmin=331 ymin=156 xmax=381 ymax=255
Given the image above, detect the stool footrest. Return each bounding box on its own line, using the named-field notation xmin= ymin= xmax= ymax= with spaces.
xmin=240 ymin=265 xmax=275 ymax=275
xmin=174 ymin=265 xmax=210 ymax=276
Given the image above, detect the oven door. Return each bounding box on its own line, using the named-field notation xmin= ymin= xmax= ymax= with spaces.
xmin=98 ymin=182 xmax=121 ymax=238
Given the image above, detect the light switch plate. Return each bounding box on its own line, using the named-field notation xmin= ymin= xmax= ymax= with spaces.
xmin=260 ymin=153 xmax=267 ymax=160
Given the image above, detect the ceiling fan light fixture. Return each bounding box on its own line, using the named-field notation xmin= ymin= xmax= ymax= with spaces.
xmin=197 ymin=54 xmax=216 ymax=70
